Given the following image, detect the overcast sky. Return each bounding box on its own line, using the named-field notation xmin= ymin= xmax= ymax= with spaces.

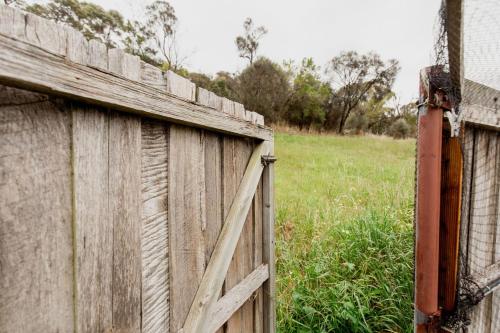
xmin=33 ymin=0 xmax=443 ymax=103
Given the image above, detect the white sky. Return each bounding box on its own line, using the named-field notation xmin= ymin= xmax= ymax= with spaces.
xmin=32 ymin=0 xmax=443 ymax=103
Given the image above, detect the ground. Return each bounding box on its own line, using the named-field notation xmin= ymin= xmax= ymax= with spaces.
xmin=274 ymin=132 xmax=415 ymax=333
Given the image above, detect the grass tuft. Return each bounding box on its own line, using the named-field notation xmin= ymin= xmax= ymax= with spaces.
xmin=275 ymin=132 xmax=415 ymax=333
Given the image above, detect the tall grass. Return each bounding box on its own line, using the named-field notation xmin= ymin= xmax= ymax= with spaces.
xmin=275 ymin=133 xmax=415 ymax=333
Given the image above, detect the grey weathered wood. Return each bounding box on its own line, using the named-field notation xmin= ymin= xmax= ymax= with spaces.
xmin=0 ymin=34 xmax=272 ymax=140
xmin=262 ymin=139 xmax=276 ymax=333
xmin=108 ymin=48 xmax=141 ymax=81
xmin=166 ymin=70 xmax=196 ymax=101
xmin=234 ymin=102 xmax=245 ymax=119
xmin=254 ymin=166 xmax=264 ymax=333
xmin=141 ymin=119 xmax=170 ymax=333
xmin=109 ymin=112 xmax=142 ymax=332
xmin=88 ymin=39 xmax=108 ymax=70
xmin=0 ymin=5 xmax=25 ymax=39
xmin=25 ymin=12 xmax=66 ymax=56
xmin=66 ymin=27 xmax=88 ymax=65
xmin=256 ymin=114 xmax=265 ymax=126
xmin=141 ymin=61 xmax=167 ymax=90
xmin=202 ymin=131 xmax=224 ymax=333
xmin=0 ymin=86 xmax=74 ymax=332
xmin=210 ymin=264 xmax=269 ymax=333
xmin=226 ymin=138 xmax=255 ymax=333
xmin=222 ymin=97 xmax=235 ymax=116
xmin=169 ymin=125 xmax=206 ymax=332
xmin=203 ymin=132 xmax=224 ymax=265
xmin=182 ymin=141 xmax=271 ymax=333
xmin=197 ymin=87 xmax=223 ymax=111
xmin=72 ymin=103 xmax=113 ymax=332
xmin=466 ymin=129 xmax=499 ymax=333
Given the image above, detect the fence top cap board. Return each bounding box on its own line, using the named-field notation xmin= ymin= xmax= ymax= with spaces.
xmin=0 ymin=4 xmax=270 ymax=140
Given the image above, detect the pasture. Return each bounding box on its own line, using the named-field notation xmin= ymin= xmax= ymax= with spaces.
xmin=274 ymin=132 xmax=415 ymax=333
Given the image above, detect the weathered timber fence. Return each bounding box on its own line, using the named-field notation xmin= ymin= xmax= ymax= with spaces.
xmin=414 ymin=67 xmax=499 ymax=332
xmin=0 ymin=5 xmax=275 ymax=333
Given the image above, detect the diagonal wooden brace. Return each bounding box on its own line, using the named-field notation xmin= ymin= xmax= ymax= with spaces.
xmin=182 ymin=141 xmax=272 ymax=333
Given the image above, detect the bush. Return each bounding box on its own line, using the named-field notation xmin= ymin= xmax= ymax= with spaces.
xmin=388 ymin=118 xmax=410 ymax=139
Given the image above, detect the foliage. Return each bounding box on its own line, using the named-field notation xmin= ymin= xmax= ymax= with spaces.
xmin=145 ymin=0 xmax=185 ymax=71
xmin=235 ymin=17 xmax=268 ymax=65
xmin=275 ymin=132 xmax=415 ymax=332
xmin=237 ymin=57 xmax=291 ymax=123
xmin=389 ymin=118 xmax=411 ymax=139
xmin=286 ymin=58 xmax=331 ymax=130
xmin=25 ymin=0 xmax=126 ymax=47
xmin=325 ymin=51 xmax=400 ymax=134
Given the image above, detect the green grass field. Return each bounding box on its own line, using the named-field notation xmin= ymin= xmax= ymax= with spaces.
xmin=274 ymin=132 xmax=415 ymax=333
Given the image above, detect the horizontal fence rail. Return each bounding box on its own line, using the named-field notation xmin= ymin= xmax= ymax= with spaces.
xmin=0 ymin=4 xmax=276 ymax=333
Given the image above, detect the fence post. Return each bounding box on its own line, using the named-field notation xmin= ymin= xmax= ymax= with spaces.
xmin=415 ymin=67 xmax=444 ymax=333
xmin=262 ymin=139 xmax=276 ymax=333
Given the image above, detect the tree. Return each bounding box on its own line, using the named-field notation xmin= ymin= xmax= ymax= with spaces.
xmin=388 ymin=118 xmax=410 ymax=139
xmin=235 ymin=18 xmax=267 ymax=65
xmin=145 ymin=0 xmax=185 ymax=71
xmin=4 ymin=0 xmax=25 ymax=7
xmin=237 ymin=57 xmax=290 ymax=123
xmin=286 ymin=58 xmax=331 ymax=130
xmin=325 ymin=51 xmax=400 ymax=134
xmin=122 ymin=20 xmax=159 ymax=65
xmin=24 ymin=0 xmax=126 ymax=47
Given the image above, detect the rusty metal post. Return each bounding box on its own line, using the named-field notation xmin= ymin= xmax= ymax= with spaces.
xmin=415 ymin=67 xmax=444 ymax=333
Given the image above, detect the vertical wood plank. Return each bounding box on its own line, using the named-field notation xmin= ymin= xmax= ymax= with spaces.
xmin=109 ymin=112 xmax=142 ymax=333
xmin=0 ymin=86 xmax=74 ymax=332
xmin=72 ymin=103 xmax=113 ymax=333
xmin=169 ymin=125 xmax=206 ymax=332
xmin=253 ymin=166 xmax=264 ymax=333
xmin=203 ymin=131 xmax=224 ymax=333
xmin=467 ymin=130 xmax=499 ymax=333
xmin=88 ymin=39 xmax=108 ymax=71
xmin=262 ymin=140 xmax=276 ymax=333
xmin=490 ymin=133 xmax=500 ymax=333
xmin=141 ymin=119 xmax=170 ymax=333
xmin=204 ymin=132 xmax=224 ymax=265
xmin=438 ymin=131 xmax=463 ymax=312
xmin=224 ymin=137 xmax=255 ymax=332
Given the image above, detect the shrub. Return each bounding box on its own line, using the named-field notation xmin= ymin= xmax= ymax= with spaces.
xmin=388 ymin=118 xmax=410 ymax=139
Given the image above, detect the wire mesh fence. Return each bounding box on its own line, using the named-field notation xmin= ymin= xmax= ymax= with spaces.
xmin=433 ymin=0 xmax=500 ymax=331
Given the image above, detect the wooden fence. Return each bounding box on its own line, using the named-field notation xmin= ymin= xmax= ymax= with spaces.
xmin=457 ymin=81 xmax=499 ymax=332
xmin=0 ymin=5 xmax=275 ymax=333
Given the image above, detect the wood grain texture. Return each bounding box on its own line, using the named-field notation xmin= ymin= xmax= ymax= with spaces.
xmin=109 ymin=112 xmax=142 ymax=333
xmin=169 ymin=125 xmax=206 ymax=332
xmin=253 ymin=166 xmax=264 ymax=333
xmin=25 ymin=11 xmax=66 ymax=56
xmin=197 ymin=87 xmax=223 ymax=111
xmin=203 ymin=132 xmax=224 ymax=266
xmin=66 ymin=27 xmax=88 ymax=65
xmin=226 ymin=137 xmax=255 ymax=333
xmin=182 ymin=141 xmax=270 ymax=333
xmin=210 ymin=264 xmax=269 ymax=333
xmin=466 ymin=129 xmax=499 ymax=333
xmin=203 ymin=131 xmax=224 ymax=333
xmin=0 ymin=5 xmax=25 ymax=39
xmin=0 ymin=86 xmax=74 ymax=332
xmin=0 ymin=34 xmax=272 ymax=140
xmin=166 ymin=70 xmax=196 ymax=101
xmin=141 ymin=61 xmax=167 ymax=90
xmin=72 ymin=103 xmax=113 ymax=333
xmin=262 ymin=140 xmax=276 ymax=333
xmin=438 ymin=132 xmax=463 ymax=312
xmin=141 ymin=119 xmax=170 ymax=333
xmin=88 ymin=39 xmax=108 ymax=70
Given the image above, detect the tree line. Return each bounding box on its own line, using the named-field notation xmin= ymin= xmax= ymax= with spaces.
xmin=7 ymin=0 xmax=417 ymax=138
